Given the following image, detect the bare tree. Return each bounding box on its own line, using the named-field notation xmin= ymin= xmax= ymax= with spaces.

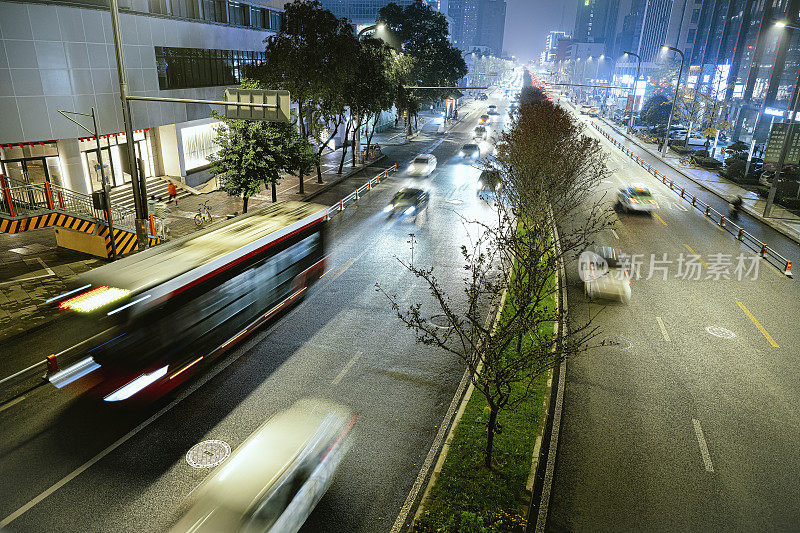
xmin=378 ymin=93 xmax=611 ymax=467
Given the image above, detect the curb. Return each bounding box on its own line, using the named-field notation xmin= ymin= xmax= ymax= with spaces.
xmin=302 ymin=155 xmax=388 ymax=202
xmin=600 ymin=118 xmax=800 ymax=246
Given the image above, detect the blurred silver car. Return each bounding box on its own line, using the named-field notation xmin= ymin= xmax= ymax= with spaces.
xmin=617 ymin=186 xmax=658 ymax=213
xmin=407 ymin=154 xmax=437 ymax=176
xmin=171 ymin=399 xmax=356 ymax=533
xmin=579 ymin=246 xmax=631 ymax=303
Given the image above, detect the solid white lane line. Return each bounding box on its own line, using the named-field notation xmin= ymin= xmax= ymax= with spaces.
xmin=330 ymin=351 xmax=362 ymax=387
xmin=610 ymin=228 xmax=619 ymax=240
xmin=655 ymin=316 xmax=670 ymax=341
xmin=0 ymin=395 xmax=26 ymax=413
xmin=692 ymin=418 xmax=714 ymax=473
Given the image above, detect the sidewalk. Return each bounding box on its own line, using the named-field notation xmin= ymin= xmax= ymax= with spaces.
xmin=599 ymin=117 xmax=800 ymax=244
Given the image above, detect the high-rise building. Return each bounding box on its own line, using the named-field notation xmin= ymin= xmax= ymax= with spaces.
xmin=475 ymin=0 xmax=506 ymax=55
xmin=573 ymin=0 xmax=618 ymax=55
xmin=546 ymin=31 xmax=569 ymax=62
xmin=449 ymin=0 xmax=480 ymax=50
xmin=635 ymin=0 xmax=673 ymax=62
xmin=0 ymin=0 xmax=282 ymax=195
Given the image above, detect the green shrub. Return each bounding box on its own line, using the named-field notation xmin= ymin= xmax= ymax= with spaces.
xmin=693 ymin=156 xmax=722 ymax=169
xmin=724 ymin=157 xmax=745 ymax=180
xmin=671 ymin=145 xmax=693 ymax=155
xmin=779 ymin=196 xmax=800 ymax=210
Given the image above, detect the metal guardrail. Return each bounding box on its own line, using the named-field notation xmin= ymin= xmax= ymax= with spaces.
xmin=326 ymin=164 xmax=398 ymax=219
xmin=0 ymin=175 xmax=137 ymax=231
xmin=0 ymin=163 xmax=400 ymax=402
xmin=593 ymin=123 xmax=794 ymax=277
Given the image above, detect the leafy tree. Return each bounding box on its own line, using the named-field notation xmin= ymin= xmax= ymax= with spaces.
xmin=208 ymin=115 xmax=287 ymax=212
xmin=640 ymin=93 xmax=671 ymax=126
xmin=282 ymin=123 xmax=319 ymax=196
xmin=250 ymin=0 xmax=356 ymax=139
xmin=379 ymin=1 xmax=468 ymax=107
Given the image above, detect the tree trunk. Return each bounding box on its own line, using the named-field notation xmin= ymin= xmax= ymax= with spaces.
xmin=485 ymin=406 xmax=498 ymax=469
xmin=338 ymin=121 xmax=351 ymax=174
xmin=243 ymin=195 xmax=249 ymax=214
xmin=271 ymin=176 xmax=277 ymax=202
xmin=298 ymin=169 xmax=304 ymax=195
xmin=316 ymin=121 xmax=340 ymax=183
xmin=351 ymin=117 xmax=358 ymax=168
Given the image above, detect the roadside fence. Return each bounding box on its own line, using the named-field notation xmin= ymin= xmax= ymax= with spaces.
xmin=326 ymin=164 xmax=397 ymax=218
xmin=592 ymin=122 xmax=793 ymax=278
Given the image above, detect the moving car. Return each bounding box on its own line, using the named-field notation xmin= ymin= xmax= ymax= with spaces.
xmin=477 ymin=169 xmax=502 ymax=199
xmin=170 ymin=399 xmax=356 ymax=533
xmin=479 ymin=114 xmax=490 ymax=125
xmin=474 ymin=126 xmax=488 ymax=140
xmin=487 ymin=104 xmax=498 ymax=115
xmin=579 ymin=246 xmax=631 ymax=303
xmin=458 ymin=143 xmax=481 ymax=160
xmin=407 ymin=154 xmax=437 ymax=176
xmin=478 ymin=93 xmax=488 ymax=100
xmin=384 ymin=187 xmax=429 ymax=219
xmin=617 ymin=186 xmax=658 ymax=213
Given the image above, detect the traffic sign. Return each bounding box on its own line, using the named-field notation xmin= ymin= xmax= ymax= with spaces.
xmin=764 ymin=122 xmax=800 ymax=169
xmin=224 ymin=89 xmax=290 ymax=122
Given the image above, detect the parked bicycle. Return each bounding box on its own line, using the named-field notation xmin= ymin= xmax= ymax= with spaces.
xmin=679 ymin=155 xmax=695 ymax=167
xmin=360 ymin=144 xmax=382 ymax=161
xmin=195 ymin=200 xmax=212 ymax=227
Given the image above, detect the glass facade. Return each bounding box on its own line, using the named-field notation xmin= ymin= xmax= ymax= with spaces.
xmin=155 ymin=47 xmax=267 ymax=90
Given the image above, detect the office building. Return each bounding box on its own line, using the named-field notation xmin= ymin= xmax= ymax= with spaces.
xmin=0 ymin=0 xmax=283 ymax=195
xmin=545 ymin=30 xmax=569 ymax=62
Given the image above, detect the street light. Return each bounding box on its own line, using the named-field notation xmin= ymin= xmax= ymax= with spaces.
xmin=765 ymin=20 xmax=800 ymax=216
xmin=660 ymin=45 xmax=685 ymax=158
xmin=623 ymin=51 xmax=641 ymax=133
xmin=357 ymin=22 xmax=384 ymax=38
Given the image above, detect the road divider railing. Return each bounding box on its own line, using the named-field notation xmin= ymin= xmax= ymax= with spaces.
xmin=592 ymin=122 xmax=794 ymax=277
xmin=326 ymin=164 xmax=397 ymax=219
xmin=0 ymin=163 xmax=400 ymax=404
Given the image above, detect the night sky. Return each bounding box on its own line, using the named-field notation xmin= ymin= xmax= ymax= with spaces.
xmin=504 ymin=0 xmax=577 ymax=62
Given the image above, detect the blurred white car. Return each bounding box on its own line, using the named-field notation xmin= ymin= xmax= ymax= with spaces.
xmin=171 ymin=399 xmax=356 ymax=533
xmin=617 ymin=186 xmax=658 ymax=213
xmin=579 ymin=246 xmax=631 ymax=303
xmin=407 ymin=154 xmax=437 ymax=176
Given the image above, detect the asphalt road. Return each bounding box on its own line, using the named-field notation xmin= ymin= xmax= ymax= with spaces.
xmin=546 ymin=102 xmax=800 ymax=531
xmin=0 ymin=88 xmax=514 ymax=533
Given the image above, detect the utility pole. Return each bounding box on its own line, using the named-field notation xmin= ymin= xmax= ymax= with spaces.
xmin=109 ymin=0 xmax=148 ymax=249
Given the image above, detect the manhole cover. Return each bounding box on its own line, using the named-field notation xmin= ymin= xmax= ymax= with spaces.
xmin=604 ymin=336 xmax=632 ymax=349
xmin=705 ymin=326 xmax=736 ymax=339
xmin=186 ymin=440 xmax=231 ymax=469
xmin=430 ymin=314 xmax=453 ymax=328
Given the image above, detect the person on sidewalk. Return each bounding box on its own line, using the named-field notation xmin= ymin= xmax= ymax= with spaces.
xmin=167 ymin=182 xmax=178 ymax=206
xmin=454 ymin=109 xmax=458 ymax=120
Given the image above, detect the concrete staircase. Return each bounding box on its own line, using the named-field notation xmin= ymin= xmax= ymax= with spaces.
xmin=109 ymin=176 xmax=193 ymax=212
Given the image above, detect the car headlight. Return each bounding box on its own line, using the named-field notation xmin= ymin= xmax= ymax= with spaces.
xmin=383 ymin=205 xmax=393 ymax=213
xmin=404 ymin=206 xmax=416 ymax=215
xmin=407 ymin=165 xmax=414 ymax=171
xmin=459 ymin=151 xmax=464 ymax=156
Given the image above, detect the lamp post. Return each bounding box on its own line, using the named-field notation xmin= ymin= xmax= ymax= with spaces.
xmin=357 ymin=22 xmax=384 ymax=38
xmin=660 ymin=45 xmax=685 ymax=158
xmin=765 ymin=20 xmax=800 ymax=216
xmin=623 ymin=51 xmax=641 ymax=132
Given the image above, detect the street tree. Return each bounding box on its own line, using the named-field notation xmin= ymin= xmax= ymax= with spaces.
xmin=379 ymin=1 xmax=468 ymax=107
xmin=378 ymin=91 xmax=609 ymax=468
xmin=282 ymin=123 xmax=319 ymax=196
xmin=250 ymin=0 xmax=356 ymax=139
xmin=208 ymin=114 xmax=287 ymax=212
